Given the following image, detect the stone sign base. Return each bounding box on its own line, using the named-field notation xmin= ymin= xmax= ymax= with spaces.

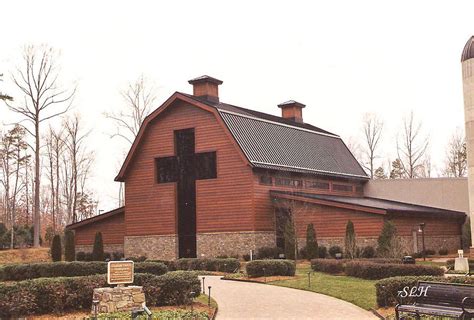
xmin=93 ymin=286 xmax=145 ymax=314
xmin=455 ymin=257 xmax=470 ymax=273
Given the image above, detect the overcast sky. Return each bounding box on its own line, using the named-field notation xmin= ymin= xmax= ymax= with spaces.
xmin=1 ymin=1 xmax=473 ymax=212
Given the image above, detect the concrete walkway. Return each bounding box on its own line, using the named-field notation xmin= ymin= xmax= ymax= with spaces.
xmin=203 ymin=276 xmax=378 ymax=320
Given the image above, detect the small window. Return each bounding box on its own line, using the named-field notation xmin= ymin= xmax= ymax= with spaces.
xmin=259 ymin=176 xmax=273 ymax=185
xmin=156 ymin=157 xmax=178 ymax=183
xmin=332 ymin=184 xmax=353 ymax=192
xmin=306 ymin=181 xmax=330 ymax=190
xmin=195 ymin=152 xmax=217 ymax=180
xmin=275 ymin=178 xmax=302 ymax=188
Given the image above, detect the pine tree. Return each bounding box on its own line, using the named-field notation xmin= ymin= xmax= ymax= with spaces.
xmin=284 ymin=221 xmax=296 ymax=260
xmin=64 ymin=230 xmax=75 ymax=261
xmin=306 ymin=224 xmax=318 ymax=259
xmin=377 ymin=220 xmax=401 ymax=257
xmin=390 ymin=159 xmax=405 ymax=179
xmin=374 ymin=167 xmax=387 ymax=179
xmin=344 ymin=220 xmax=357 ymax=259
xmin=92 ymin=232 xmax=104 ymax=261
xmin=51 ymin=234 xmax=62 ymax=262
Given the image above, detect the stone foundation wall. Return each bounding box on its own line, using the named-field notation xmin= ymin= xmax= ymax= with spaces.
xmin=92 ymin=286 xmax=145 ymax=314
xmin=76 ymin=244 xmax=124 ymax=254
xmin=197 ymin=231 xmax=275 ymax=258
xmin=124 ymin=235 xmax=177 ymax=260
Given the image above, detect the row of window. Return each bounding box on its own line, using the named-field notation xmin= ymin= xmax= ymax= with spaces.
xmin=259 ymin=175 xmax=362 ymax=193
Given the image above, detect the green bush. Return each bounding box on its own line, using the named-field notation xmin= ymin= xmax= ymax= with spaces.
xmin=361 ymin=246 xmax=376 ymax=258
xmin=173 ymin=258 xmax=239 ymax=273
xmin=0 ymin=271 xmax=200 ymax=317
xmin=345 ymin=261 xmax=444 ymax=280
xmin=76 ymin=251 xmax=86 ymax=261
xmin=246 ymin=259 xmax=296 ymax=277
xmin=438 ymin=248 xmax=448 ymax=255
xmin=306 ymin=223 xmax=318 ymax=260
xmin=92 ymin=232 xmax=104 ymax=261
xmin=317 ymin=246 xmax=327 ymax=258
xmin=126 ymin=256 xmax=147 ymax=262
xmin=51 ymin=235 xmax=61 ymax=262
xmin=344 ymin=220 xmax=356 ymax=259
xmin=257 ymin=246 xmax=282 ymax=259
xmin=328 ymin=245 xmax=342 ymax=258
xmin=375 ymin=276 xmax=474 ymax=307
xmin=64 ymin=230 xmax=75 ymax=262
xmin=377 ymin=221 xmax=402 ymax=258
xmin=311 ymin=259 xmax=345 ymax=274
xmin=0 ymin=261 xmax=167 ymax=281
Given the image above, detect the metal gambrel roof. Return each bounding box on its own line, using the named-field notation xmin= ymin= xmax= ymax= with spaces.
xmin=219 ymin=109 xmax=368 ymax=179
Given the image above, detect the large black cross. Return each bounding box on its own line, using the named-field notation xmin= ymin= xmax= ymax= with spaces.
xmin=156 ymin=128 xmax=216 ymax=258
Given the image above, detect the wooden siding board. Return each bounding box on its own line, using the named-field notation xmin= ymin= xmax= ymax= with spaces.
xmin=74 ymin=212 xmax=124 ymax=245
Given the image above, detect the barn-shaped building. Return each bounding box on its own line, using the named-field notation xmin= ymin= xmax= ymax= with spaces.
xmin=67 ymin=76 xmax=465 ymax=259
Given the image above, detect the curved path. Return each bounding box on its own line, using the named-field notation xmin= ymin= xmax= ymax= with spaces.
xmin=203 ymin=276 xmax=377 ymax=320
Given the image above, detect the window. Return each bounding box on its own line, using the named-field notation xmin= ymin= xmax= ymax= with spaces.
xmin=275 ymin=178 xmax=303 ymax=188
xmin=332 ymin=184 xmax=353 ymax=192
xmin=259 ymin=175 xmax=273 ymax=185
xmin=306 ymin=181 xmax=330 ymax=190
xmin=156 ymin=157 xmax=178 ymax=183
xmin=195 ymin=152 xmax=217 ymax=180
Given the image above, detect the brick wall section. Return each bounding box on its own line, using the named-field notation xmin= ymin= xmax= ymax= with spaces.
xmin=124 ymin=235 xmax=177 ymax=260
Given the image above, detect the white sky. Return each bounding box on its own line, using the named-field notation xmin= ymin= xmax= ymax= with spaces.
xmin=0 ymin=0 xmax=473 ymax=212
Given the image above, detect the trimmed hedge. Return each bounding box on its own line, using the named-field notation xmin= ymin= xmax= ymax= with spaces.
xmin=375 ymin=275 xmax=474 ymax=307
xmin=0 ymin=271 xmax=200 ymax=317
xmin=0 ymin=261 xmax=167 ymax=281
xmin=311 ymin=259 xmax=345 ymax=274
xmin=246 ymin=259 xmax=296 ymax=277
xmin=345 ymin=261 xmax=444 ymax=280
xmin=159 ymin=258 xmax=240 ymax=273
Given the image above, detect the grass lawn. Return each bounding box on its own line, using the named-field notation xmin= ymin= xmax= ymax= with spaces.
xmin=270 ymin=263 xmax=377 ymax=310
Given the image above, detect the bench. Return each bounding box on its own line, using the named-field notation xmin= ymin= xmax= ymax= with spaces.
xmin=396 ymin=281 xmax=474 ymax=319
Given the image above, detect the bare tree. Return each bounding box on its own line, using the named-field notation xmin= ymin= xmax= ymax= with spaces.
xmin=443 ymin=128 xmax=467 ymax=177
xmin=105 ymin=74 xmax=157 ymax=144
xmin=396 ymin=111 xmax=429 ymax=178
xmin=105 ymin=75 xmax=157 ymax=206
xmin=5 ymin=45 xmax=75 ymax=246
xmin=361 ymin=113 xmax=383 ymax=178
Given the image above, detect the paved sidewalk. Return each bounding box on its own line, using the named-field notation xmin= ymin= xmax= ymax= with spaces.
xmin=203 ymin=276 xmax=378 ymax=320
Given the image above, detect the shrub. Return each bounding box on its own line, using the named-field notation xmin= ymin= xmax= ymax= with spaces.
xmin=51 ymin=235 xmax=62 ymax=262
xmin=284 ymin=221 xmax=296 ymax=260
xmin=299 ymin=246 xmax=308 ymax=260
xmin=345 ymin=261 xmax=444 ymax=280
xmin=424 ymin=249 xmax=436 ymax=256
xmin=438 ymin=248 xmax=448 ymax=255
xmin=104 ymin=252 xmax=111 ymax=261
xmin=344 ymin=220 xmax=357 ymax=259
xmin=92 ymin=232 xmax=104 ymax=261
xmin=84 ymin=252 xmax=93 ymax=261
xmin=377 ymin=221 xmax=402 ymax=258
xmin=257 ymin=247 xmax=282 ymax=259
xmin=328 ymin=245 xmax=342 ymax=258
xmin=174 ymin=258 xmax=240 ymax=273
xmin=375 ymin=276 xmax=474 ymax=307
xmin=243 ymin=254 xmax=251 ymax=261
xmin=317 ymin=246 xmax=327 ymax=258
xmin=64 ymin=230 xmax=75 ymax=262
xmin=0 ymin=271 xmax=200 ymax=317
xmin=306 ymin=223 xmax=318 ymax=260
xmin=311 ymin=259 xmax=345 ymax=274
xmin=76 ymin=251 xmax=86 ymax=261
xmin=246 ymin=259 xmax=296 ymax=277
xmin=126 ymin=256 xmax=147 ymax=262
xmin=361 ymin=246 xmax=376 ymax=258
xmin=0 ymin=261 xmax=167 ymax=281
xmin=112 ymin=251 xmax=124 ymax=261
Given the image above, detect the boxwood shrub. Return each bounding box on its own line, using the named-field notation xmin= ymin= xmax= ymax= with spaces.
xmin=172 ymin=258 xmax=240 ymax=273
xmin=375 ymin=275 xmax=474 ymax=307
xmin=311 ymin=259 xmax=345 ymax=274
xmin=345 ymin=261 xmax=444 ymax=280
xmin=0 ymin=271 xmax=200 ymax=317
xmin=246 ymin=259 xmax=296 ymax=277
xmin=0 ymin=261 xmax=167 ymax=281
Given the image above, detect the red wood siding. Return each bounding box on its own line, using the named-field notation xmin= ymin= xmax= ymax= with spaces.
xmin=124 ymin=101 xmax=253 ymax=236
xmin=390 ymin=216 xmax=462 ymax=236
xmin=288 ymin=202 xmax=385 ymax=238
xmin=74 ymin=212 xmax=124 ymax=245
xmin=253 ymin=172 xmax=364 ymax=231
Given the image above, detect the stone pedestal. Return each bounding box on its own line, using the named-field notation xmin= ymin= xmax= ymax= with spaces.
xmin=92 ymin=286 xmax=146 ymax=314
xmin=455 ymin=257 xmax=470 ymax=273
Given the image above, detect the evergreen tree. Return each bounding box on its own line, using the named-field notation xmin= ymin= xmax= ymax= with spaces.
xmin=374 ymin=167 xmax=387 ymax=179
xmin=284 ymin=221 xmax=296 ymax=260
xmin=92 ymin=232 xmax=104 ymax=261
xmin=390 ymin=158 xmax=405 ymax=179
xmin=306 ymin=223 xmax=318 ymax=259
xmin=344 ymin=220 xmax=357 ymax=258
xmin=51 ymin=234 xmax=62 ymax=262
xmin=377 ymin=220 xmax=401 ymax=257
xmin=64 ymin=230 xmax=75 ymax=261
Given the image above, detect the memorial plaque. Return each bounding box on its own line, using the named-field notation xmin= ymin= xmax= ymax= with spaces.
xmin=107 ymin=261 xmax=134 ymax=285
